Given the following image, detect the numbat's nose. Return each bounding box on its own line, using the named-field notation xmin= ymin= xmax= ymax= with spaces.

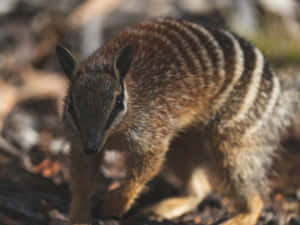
xmin=84 ymin=141 xmax=98 ymax=154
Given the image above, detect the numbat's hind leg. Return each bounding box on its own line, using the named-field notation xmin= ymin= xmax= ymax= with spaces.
xmin=214 ymin=133 xmax=270 ymax=225
xmin=143 ymin=129 xmax=213 ymax=219
xmin=143 ymin=168 xmax=212 ymax=219
xmin=221 ymin=194 xmax=263 ymax=225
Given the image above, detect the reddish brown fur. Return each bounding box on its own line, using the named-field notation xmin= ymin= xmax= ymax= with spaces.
xmin=58 ymin=18 xmax=300 ymax=225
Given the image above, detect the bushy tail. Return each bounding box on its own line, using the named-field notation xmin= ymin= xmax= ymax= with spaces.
xmin=277 ymin=66 xmax=300 ymax=141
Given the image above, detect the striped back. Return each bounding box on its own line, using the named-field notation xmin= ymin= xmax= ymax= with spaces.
xmin=87 ymin=18 xmax=280 ymax=135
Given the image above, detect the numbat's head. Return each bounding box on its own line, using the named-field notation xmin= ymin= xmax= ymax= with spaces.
xmin=56 ymin=45 xmax=134 ymax=154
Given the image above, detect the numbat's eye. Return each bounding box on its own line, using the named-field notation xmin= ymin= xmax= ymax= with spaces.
xmin=68 ymin=98 xmax=74 ymax=114
xmin=115 ymin=95 xmax=123 ymax=108
xmin=105 ymin=94 xmax=124 ymax=130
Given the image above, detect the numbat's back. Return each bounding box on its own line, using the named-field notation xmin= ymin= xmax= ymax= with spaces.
xmin=56 ymin=18 xmax=300 ymax=225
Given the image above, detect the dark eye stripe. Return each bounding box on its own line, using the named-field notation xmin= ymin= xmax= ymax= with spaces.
xmin=68 ymin=97 xmax=80 ymax=128
xmin=105 ymin=94 xmax=124 ymax=130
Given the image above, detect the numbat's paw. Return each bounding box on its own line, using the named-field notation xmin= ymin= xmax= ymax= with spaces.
xmin=142 ymin=196 xmax=201 ymax=220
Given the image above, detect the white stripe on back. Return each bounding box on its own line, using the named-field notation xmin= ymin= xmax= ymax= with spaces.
xmin=212 ymin=30 xmax=244 ymax=114
xmin=231 ymin=48 xmax=264 ymax=122
xmin=245 ymin=75 xmax=280 ymax=136
xmin=185 ymin=22 xmax=225 ymax=94
xmin=159 ymin=19 xmax=204 ymax=74
xmin=131 ymin=27 xmax=187 ymax=69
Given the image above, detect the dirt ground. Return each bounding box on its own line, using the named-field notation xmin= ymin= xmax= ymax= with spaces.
xmin=0 ymin=103 xmax=299 ymax=225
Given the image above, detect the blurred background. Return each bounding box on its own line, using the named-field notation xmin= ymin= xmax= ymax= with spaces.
xmin=0 ymin=0 xmax=300 ymax=225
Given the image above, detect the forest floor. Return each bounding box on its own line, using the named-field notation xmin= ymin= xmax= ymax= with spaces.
xmin=0 ymin=107 xmax=299 ymax=225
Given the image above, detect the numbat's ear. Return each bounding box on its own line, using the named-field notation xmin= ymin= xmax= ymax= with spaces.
xmin=113 ymin=45 xmax=134 ymax=81
xmin=56 ymin=45 xmax=78 ymax=80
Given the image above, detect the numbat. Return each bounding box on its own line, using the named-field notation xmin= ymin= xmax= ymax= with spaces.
xmin=56 ymin=18 xmax=300 ymax=225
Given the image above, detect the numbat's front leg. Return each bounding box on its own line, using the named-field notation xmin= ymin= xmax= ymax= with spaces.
xmin=99 ymin=143 xmax=168 ymax=218
xmin=70 ymin=145 xmax=101 ymax=224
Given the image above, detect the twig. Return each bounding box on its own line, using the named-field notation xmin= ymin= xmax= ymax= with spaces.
xmin=67 ymin=0 xmax=124 ymax=29
xmin=0 ymin=136 xmax=35 ymax=172
xmin=0 ymin=136 xmax=22 ymax=158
